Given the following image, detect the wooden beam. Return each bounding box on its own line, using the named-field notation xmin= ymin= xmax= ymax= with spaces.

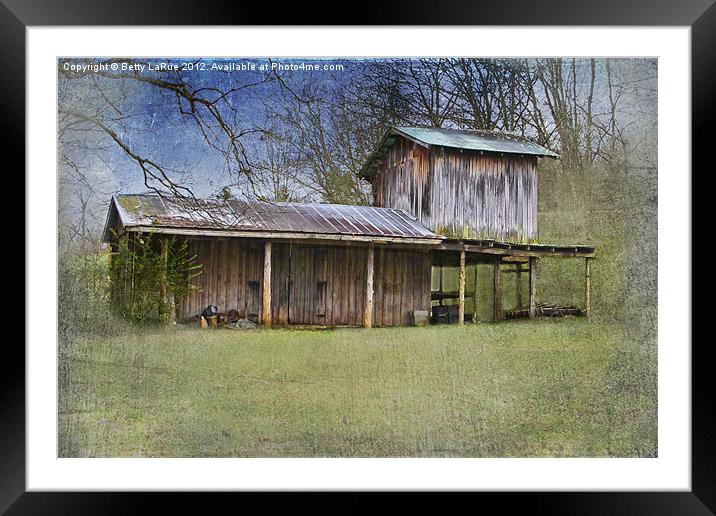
xmin=128 ymin=225 xmax=443 ymax=248
xmin=434 ymin=242 xmax=596 ymax=258
xmin=529 ymin=257 xmax=538 ymax=319
xmin=502 ymin=256 xmax=530 ymax=263
xmin=262 ymin=241 xmax=272 ymax=328
xmin=431 ymin=290 xmax=475 ymax=301
xmin=493 ymin=258 xmax=502 ymax=321
xmin=584 ymin=257 xmax=592 ymax=318
xmin=364 ymin=245 xmax=375 ymax=328
xmin=458 ymin=249 xmax=466 ymax=325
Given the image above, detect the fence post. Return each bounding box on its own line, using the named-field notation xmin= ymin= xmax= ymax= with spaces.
xmin=364 ymin=245 xmax=375 ymax=328
xmin=529 ymin=257 xmax=538 ymax=319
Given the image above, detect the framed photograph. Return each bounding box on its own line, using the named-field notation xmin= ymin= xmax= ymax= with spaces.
xmin=7 ymin=0 xmax=709 ymax=511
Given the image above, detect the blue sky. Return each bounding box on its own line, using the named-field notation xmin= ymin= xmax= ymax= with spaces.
xmin=71 ymin=58 xmax=361 ymax=199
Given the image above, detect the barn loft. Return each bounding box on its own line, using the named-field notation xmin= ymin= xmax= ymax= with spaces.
xmin=103 ymin=126 xmax=595 ymax=328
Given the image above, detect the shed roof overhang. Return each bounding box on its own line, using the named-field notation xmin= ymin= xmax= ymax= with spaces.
xmin=102 ymin=194 xmax=445 ymax=247
xmin=118 ymin=224 xmax=445 ymax=247
xmin=431 ymin=238 xmax=595 ymax=266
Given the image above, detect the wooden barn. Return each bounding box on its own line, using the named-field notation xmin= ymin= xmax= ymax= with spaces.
xmin=104 ymin=195 xmax=439 ymax=327
xmin=103 ymin=126 xmax=595 ymax=328
xmin=361 ymin=126 xmax=559 ymax=242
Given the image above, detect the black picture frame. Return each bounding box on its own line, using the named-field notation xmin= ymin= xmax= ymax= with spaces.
xmin=5 ymin=1 xmax=708 ymax=512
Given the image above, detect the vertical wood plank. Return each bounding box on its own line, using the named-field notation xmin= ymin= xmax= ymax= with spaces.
xmin=263 ymin=241 xmax=272 ymax=327
xmin=270 ymin=243 xmax=281 ymax=324
xmin=374 ymin=248 xmax=383 ymax=327
xmin=332 ymin=247 xmax=342 ymax=325
xmin=357 ymin=247 xmax=366 ymax=326
xmin=298 ymin=246 xmax=306 ymax=323
xmin=231 ymin=240 xmax=239 ymax=312
xmin=364 ymin=245 xmax=375 ymax=328
xmin=236 ymin=243 xmax=244 ymax=316
xmin=347 ymin=247 xmax=355 ymax=325
xmin=392 ymin=251 xmax=401 ymax=325
xmin=383 ymin=249 xmax=393 ymax=326
xmin=458 ymin=248 xmax=466 ymax=325
xmin=401 ymin=251 xmax=410 ymax=325
xmin=326 ymin=247 xmax=335 ymax=325
xmin=390 ymin=250 xmax=399 ymax=325
xmin=281 ymin=243 xmax=290 ymax=324
xmin=208 ymin=239 xmax=216 ymax=309
xmin=305 ymin=247 xmax=314 ymax=325
xmin=199 ymin=240 xmax=207 ymax=314
xmin=217 ymin=239 xmax=227 ymax=312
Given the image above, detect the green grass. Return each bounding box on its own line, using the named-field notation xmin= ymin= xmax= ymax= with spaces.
xmin=58 ymin=319 xmax=656 ymax=457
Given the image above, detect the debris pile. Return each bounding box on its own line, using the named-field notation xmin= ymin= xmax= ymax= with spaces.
xmin=505 ymin=303 xmax=585 ymax=319
xmin=185 ymin=305 xmax=258 ymax=329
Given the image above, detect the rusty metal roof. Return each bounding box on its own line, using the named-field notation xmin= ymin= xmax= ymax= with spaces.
xmin=360 ymin=126 xmax=559 ymax=179
xmin=104 ymin=194 xmax=442 ymax=242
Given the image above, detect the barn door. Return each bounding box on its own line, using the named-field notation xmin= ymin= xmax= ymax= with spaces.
xmin=286 ymin=246 xmax=328 ymax=325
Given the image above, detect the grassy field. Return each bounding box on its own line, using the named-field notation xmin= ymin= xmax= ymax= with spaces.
xmin=58 ymin=318 xmax=656 ymax=458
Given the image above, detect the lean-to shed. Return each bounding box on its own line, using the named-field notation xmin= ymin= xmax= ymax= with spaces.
xmin=104 ymin=194 xmax=442 ymax=326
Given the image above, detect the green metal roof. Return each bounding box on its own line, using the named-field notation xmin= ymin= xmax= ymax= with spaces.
xmin=360 ymin=126 xmax=559 ymax=179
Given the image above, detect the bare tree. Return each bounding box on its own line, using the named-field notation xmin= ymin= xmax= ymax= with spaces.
xmin=58 ymin=58 xmax=276 ymax=203
xmin=261 ymin=73 xmax=376 ymax=204
xmin=444 ymin=58 xmax=542 ymax=136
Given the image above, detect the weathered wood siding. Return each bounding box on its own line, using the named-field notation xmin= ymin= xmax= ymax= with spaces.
xmin=177 ymin=238 xmax=264 ymax=321
xmin=177 ymin=238 xmax=432 ymax=327
xmin=372 ymin=247 xmax=432 ymax=327
xmin=271 ymin=244 xmax=430 ymax=326
xmin=373 ymin=136 xmax=539 ymax=242
xmin=270 ymin=244 xmax=367 ymax=326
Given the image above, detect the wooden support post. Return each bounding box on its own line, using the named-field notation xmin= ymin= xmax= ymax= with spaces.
xmin=493 ymin=258 xmax=502 ymax=322
xmin=473 ymin=264 xmax=478 ymax=323
xmin=262 ymin=241 xmax=272 ymax=328
xmin=458 ymin=249 xmax=466 ymax=325
xmin=364 ymin=245 xmax=375 ymax=328
xmin=584 ymin=257 xmax=592 ymax=318
xmin=515 ymin=266 xmax=523 ymax=308
xmin=529 ymin=257 xmax=538 ymax=319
